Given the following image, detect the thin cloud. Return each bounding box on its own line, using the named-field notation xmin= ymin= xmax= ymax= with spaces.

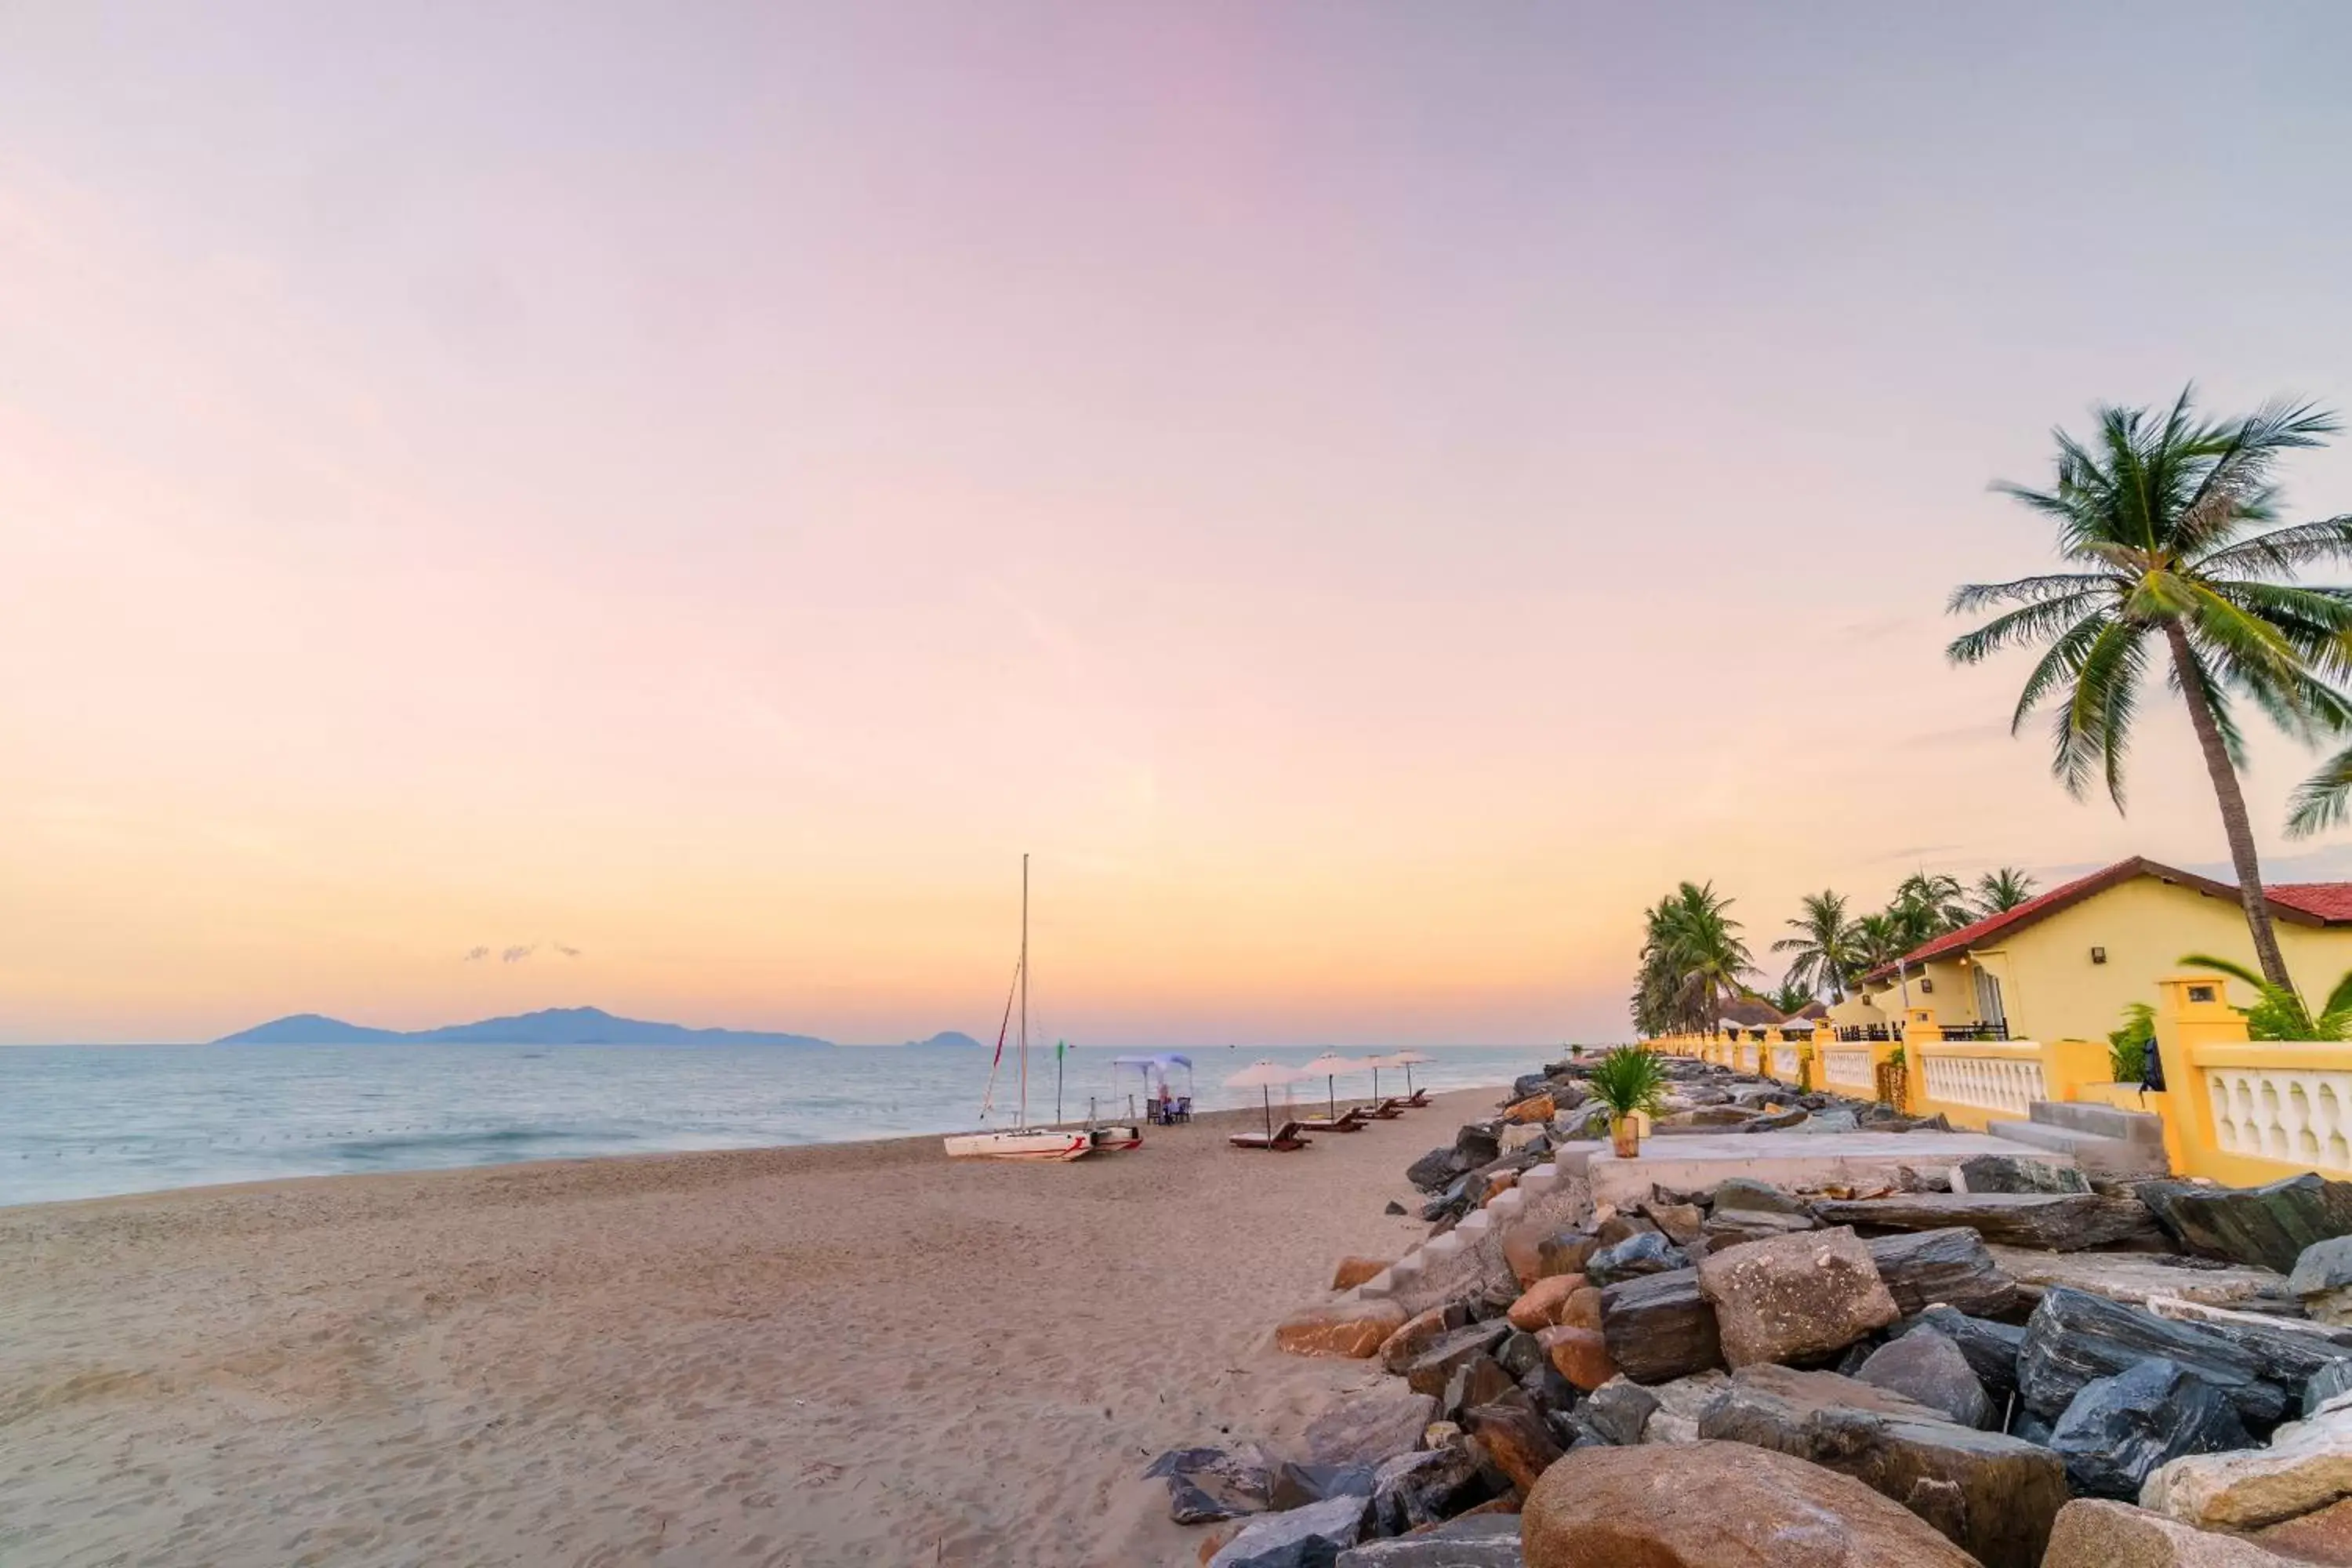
xmin=463 ymin=946 xmax=491 ymax=962
xmin=554 ymin=943 xmax=582 ymax=958
xmin=502 ymin=944 xmax=535 ymax=964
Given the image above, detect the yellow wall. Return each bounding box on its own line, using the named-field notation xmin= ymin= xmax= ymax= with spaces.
xmin=1865 ymin=875 xmax=2352 ymax=1046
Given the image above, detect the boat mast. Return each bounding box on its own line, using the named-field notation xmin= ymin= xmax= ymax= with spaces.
xmin=1018 ymin=851 xmax=1029 ymax=1128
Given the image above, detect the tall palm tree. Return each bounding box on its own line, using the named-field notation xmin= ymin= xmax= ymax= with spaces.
xmin=1631 ymin=881 xmax=1755 ymax=1035
xmin=1762 ymin=978 xmax=1817 ymax=1015
xmin=1846 ymin=912 xmax=1908 ymax=978
xmin=1891 ymin=872 xmax=1973 ymax=944
xmin=1772 ymin=890 xmax=1857 ymax=1000
xmin=1972 ymin=866 xmax=2038 ymax=916
xmin=1948 ymin=390 xmax=2352 ymax=990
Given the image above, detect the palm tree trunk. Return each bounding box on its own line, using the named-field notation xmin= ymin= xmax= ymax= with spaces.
xmin=2165 ymin=622 xmax=2296 ymax=991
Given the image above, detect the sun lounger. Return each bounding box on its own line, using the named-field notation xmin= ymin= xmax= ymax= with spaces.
xmin=1229 ymin=1121 xmax=1312 ymax=1152
xmin=1295 ymin=1109 xmax=1370 ymax=1133
xmin=1363 ymin=1098 xmax=1407 ymax=1119
xmin=1402 ymin=1089 xmax=1432 ymax=1107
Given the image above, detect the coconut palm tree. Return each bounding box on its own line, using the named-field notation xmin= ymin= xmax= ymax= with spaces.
xmin=1630 ymin=881 xmax=1755 ymax=1035
xmin=1772 ymin=890 xmax=1857 ymax=1000
xmin=1948 ymin=389 xmax=2352 ymax=989
xmin=1846 ymin=912 xmax=1908 ymax=978
xmin=1972 ymin=867 xmax=2038 ymax=917
xmin=1891 ymin=872 xmax=1973 ymax=945
xmin=1762 ymin=978 xmax=1817 ymax=1015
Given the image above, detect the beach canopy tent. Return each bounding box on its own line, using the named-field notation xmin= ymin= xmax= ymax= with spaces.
xmin=1224 ymin=1060 xmax=1306 ymax=1139
xmin=1298 ymin=1052 xmax=1370 ymax=1120
xmin=1363 ymin=1051 xmax=1431 ymax=1100
xmin=1109 ymin=1053 xmax=1194 ymax=1118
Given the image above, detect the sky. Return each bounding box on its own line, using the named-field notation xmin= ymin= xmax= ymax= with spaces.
xmin=6 ymin=2 xmax=2352 ymax=1046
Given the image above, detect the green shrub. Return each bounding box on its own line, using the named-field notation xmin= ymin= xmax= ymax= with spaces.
xmin=2107 ymin=1002 xmax=2153 ymax=1083
xmin=1586 ymin=1044 xmax=1668 ymax=1123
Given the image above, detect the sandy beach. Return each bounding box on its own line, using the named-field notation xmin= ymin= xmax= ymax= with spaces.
xmin=0 ymin=1089 xmax=1497 ymax=1566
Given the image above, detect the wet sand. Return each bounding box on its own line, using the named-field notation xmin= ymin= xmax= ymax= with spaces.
xmin=0 ymin=1089 xmax=1497 ymax=1566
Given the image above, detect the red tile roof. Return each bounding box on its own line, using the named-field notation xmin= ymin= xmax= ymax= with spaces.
xmin=1863 ymin=857 xmax=2352 ymax=982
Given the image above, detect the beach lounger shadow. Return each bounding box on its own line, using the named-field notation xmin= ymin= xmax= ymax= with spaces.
xmin=1229 ymin=1121 xmax=1313 ymax=1152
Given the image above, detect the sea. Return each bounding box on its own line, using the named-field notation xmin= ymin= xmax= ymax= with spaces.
xmin=0 ymin=1041 xmax=1559 ymax=1208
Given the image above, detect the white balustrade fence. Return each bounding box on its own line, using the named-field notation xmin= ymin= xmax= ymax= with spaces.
xmin=1770 ymin=1045 xmax=1802 ymax=1080
xmin=1820 ymin=1048 xmax=1876 ymax=1094
xmin=1918 ymin=1054 xmax=2046 ymax=1119
xmin=2204 ymin=1065 xmax=2352 ymax=1174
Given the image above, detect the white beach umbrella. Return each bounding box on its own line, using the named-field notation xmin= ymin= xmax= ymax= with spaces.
xmin=1299 ymin=1051 xmax=1370 ymax=1120
xmin=1384 ymin=1049 xmax=1433 ymax=1097
xmin=1225 ymin=1060 xmax=1305 ymax=1138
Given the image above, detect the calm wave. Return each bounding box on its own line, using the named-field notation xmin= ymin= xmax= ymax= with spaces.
xmin=0 ymin=1041 xmax=1551 ymax=1207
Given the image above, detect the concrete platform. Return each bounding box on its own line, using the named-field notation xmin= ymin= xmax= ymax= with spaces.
xmin=1586 ymin=1131 xmax=2078 ymax=1209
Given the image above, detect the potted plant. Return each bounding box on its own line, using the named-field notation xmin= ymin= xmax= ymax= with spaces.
xmin=1588 ymin=1044 xmax=1667 ymax=1160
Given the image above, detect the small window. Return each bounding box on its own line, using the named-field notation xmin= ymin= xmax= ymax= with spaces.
xmin=2090 ymin=946 xmax=2107 ymax=964
xmin=2188 ymin=984 xmax=2216 ymax=1004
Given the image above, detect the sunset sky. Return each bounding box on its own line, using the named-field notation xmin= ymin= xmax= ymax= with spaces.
xmin=7 ymin=3 xmax=2352 ymax=1045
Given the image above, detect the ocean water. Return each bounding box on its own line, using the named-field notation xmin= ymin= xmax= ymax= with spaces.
xmin=0 ymin=1041 xmax=1555 ymax=1208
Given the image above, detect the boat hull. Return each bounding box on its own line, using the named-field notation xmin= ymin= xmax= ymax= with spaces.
xmin=1089 ymin=1125 xmax=1143 ymax=1152
xmin=942 ymin=1129 xmax=1093 ymax=1162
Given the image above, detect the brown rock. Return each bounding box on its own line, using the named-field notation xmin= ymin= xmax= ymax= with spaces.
xmin=1535 ymin=1229 xmax=1601 ymax=1279
xmin=1508 ymin=1274 xmax=1588 ymax=1332
xmin=1377 ymin=1305 xmax=1454 ymax=1374
xmin=1696 ymin=1225 xmax=1900 ymax=1369
xmin=1303 ymin=1388 xmax=1442 ymax=1467
xmin=1537 ymin=1325 xmax=1619 ymax=1391
xmin=2256 ymin=1494 xmax=2352 ymax=1564
xmin=1404 ymin=1323 xmax=1513 ymax=1397
xmin=1501 ymin=1222 xmax=1548 ymax=1288
xmin=1503 ymin=1093 xmax=1555 ymax=1124
xmin=1559 ymin=1286 xmax=1604 ymax=1333
xmin=2045 ymin=1498 xmax=2299 ymax=1566
xmin=1483 ymin=1171 xmax=1519 ymax=1205
xmin=1645 ymin=1201 xmax=1706 ymax=1247
xmin=1276 ymin=1298 xmax=1409 ymax=1358
xmin=1461 ymin=1401 xmax=1563 ymax=1494
xmin=1520 ymin=1439 xmax=1981 ymax=1567
xmin=1331 ymin=1255 xmax=1394 ymax=1291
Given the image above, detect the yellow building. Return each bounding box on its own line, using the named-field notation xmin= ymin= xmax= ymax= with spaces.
xmin=1860 ymin=856 xmax=2352 ymax=1045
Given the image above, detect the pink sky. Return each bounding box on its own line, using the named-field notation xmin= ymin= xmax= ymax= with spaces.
xmin=5 ymin=3 xmax=2352 ymax=1044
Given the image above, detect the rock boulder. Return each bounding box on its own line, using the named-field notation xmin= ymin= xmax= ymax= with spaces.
xmin=2018 ymin=1287 xmax=2285 ymax=1427
xmin=1519 ymin=1439 xmax=1980 ymax=1568
xmin=1695 ymin=1225 xmax=1900 ymax=1369
xmin=1304 ymin=1390 xmax=1443 ymax=1469
xmin=1855 ymin=1327 xmax=1993 ymax=1429
xmin=1278 ymin=1299 xmax=1410 ymax=1359
xmin=2140 ymin=1175 xmax=2352 ymax=1274
xmin=1207 ymin=1494 xmax=1373 ymax=1568
xmin=2042 ymin=1498 xmax=2300 ymax=1567
xmin=2143 ymin=1404 xmax=2352 ymax=1531
xmin=1810 ymin=1191 xmax=2161 ymax=1250
xmin=2048 ymin=1357 xmax=2252 ymax=1501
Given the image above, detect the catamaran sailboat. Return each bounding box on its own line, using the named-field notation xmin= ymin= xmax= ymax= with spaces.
xmin=943 ymin=855 xmax=1097 ymax=1161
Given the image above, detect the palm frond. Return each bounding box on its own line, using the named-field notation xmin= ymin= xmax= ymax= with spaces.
xmin=2288 ymin=742 xmax=2352 ymax=839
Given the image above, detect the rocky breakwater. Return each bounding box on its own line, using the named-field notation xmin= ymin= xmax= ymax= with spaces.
xmin=1147 ymin=1054 xmax=2352 ymax=1566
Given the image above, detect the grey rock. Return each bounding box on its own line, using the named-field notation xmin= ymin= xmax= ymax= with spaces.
xmin=1811 ymin=1191 xmax=2162 ymax=1251
xmin=2308 ymin=1358 xmax=2352 ymax=1417
xmin=1494 ymin=1330 xmax=1543 ymax=1381
xmin=2290 ymin=1235 xmax=2352 ymax=1322
xmin=2140 ymin=1174 xmax=2352 ymax=1274
xmin=1551 ymin=1102 xmax=1609 ymax=1141
xmin=1406 ymin=1148 xmax=1463 ymax=1192
xmin=1857 ymin=1327 xmax=1994 ymax=1429
xmin=1208 ymin=1493 xmax=1374 ymax=1568
xmin=1576 ymin=1377 xmax=1659 ymax=1446
xmin=1439 ymin=1355 xmax=1516 ymax=1419
xmin=2015 ymin=1287 xmax=2284 ymax=1426
xmin=1711 ymin=1177 xmax=1809 ymax=1214
xmin=1866 ymin=1226 xmax=2021 ymax=1319
xmin=1744 ymin=1108 xmax=1810 ymax=1131
xmin=1697 ymin=1363 xmax=2069 ymax=1568
xmin=1903 ymin=1306 xmax=2027 ymax=1406
xmin=1955 ymin=1154 xmax=2091 ymax=1195
xmin=1584 ymin=1232 xmax=1687 ymax=1286
xmin=1700 ymin=1208 xmax=1820 ymax=1249
xmin=1384 ymin=1200 xmax=1408 ymax=1216
xmin=1640 ymin=1369 xmax=1732 ymax=1443
xmin=1795 ymin=1109 xmax=1862 ymax=1135
xmin=1367 ymin=1446 xmax=1489 ymax=1535
xmin=1147 ymin=1444 xmax=1272 ymax=1524
xmin=2045 ymin=1357 xmax=2250 ymax=1500
xmin=1304 ymin=1390 xmax=1443 ymax=1468
xmin=1598 ymin=1267 xmax=1722 ymax=1385
xmin=1333 ymin=1514 xmax=1523 ymax=1567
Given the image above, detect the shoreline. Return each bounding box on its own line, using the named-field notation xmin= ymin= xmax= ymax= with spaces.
xmin=0 ymin=1083 xmax=1511 ymax=1566
xmin=0 ymin=1094 xmax=1469 ymax=1219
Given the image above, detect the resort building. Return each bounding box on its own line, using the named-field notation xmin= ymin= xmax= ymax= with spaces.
xmin=1858 ymin=855 xmax=2352 ymax=1046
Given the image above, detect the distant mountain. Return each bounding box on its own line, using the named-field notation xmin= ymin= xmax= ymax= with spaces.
xmin=909 ymin=1030 xmax=983 ymax=1047
xmin=215 ymin=1006 xmax=833 ymax=1047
